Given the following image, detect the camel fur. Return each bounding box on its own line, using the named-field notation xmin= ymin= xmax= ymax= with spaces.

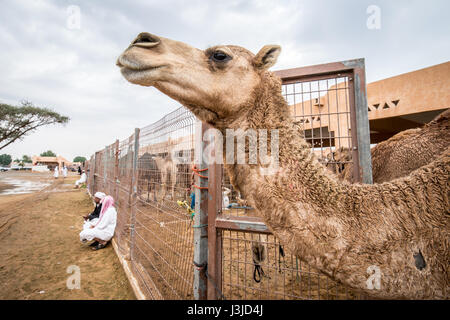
xmin=328 ymin=109 xmax=450 ymax=183
xmin=117 ymin=32 xmax=449 ymax=299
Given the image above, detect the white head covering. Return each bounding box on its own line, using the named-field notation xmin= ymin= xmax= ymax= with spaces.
xmin=94 ymin=192 xmax=106 ymax=200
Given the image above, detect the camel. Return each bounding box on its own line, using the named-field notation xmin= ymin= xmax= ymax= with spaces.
xmin=137 ymin=152 xmax=177 ymax=205
xmin=137 ymin=152 xmax=160 ymax=201
xmin=117 ymin=32 xmax=449 ymax=299
xmin=327 ymin=109 xmax=450 ymax=183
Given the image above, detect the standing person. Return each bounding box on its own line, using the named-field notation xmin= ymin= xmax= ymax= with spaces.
xmin=62 ymin=166 xmax=68 ymax=178
xmin=79 ymin=195 xmax=117 ymax=250
xmin=53 ymin=165 xmax=59 ymax=179
xmin=78 ymin=166 xmax=82 ymax=175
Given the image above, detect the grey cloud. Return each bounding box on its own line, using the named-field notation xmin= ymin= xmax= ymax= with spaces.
xmin=0 ymin=0 xmax=448 ymax=161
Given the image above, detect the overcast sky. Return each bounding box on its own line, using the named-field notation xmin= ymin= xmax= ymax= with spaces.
xmin=1 ymin=0 xmax=448 ymax=162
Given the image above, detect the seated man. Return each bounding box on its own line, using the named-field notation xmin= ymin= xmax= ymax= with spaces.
xmin=82 ymin=192 xmax=106 ymax=244
xmin=79 ymin=195 xmax=117 ymax=250
xmin=75 ymin=170 xmax=87 ymax=188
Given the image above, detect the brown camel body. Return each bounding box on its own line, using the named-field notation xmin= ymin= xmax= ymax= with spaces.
xmin=329 ymin=109 xmax=450 ymax=183
xmin=117 ymin=33 xmax=449 ymax=299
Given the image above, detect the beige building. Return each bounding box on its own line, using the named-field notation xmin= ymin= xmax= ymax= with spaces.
xmin=32 ymin=155 xmax=72 ymax=171
xmin=289 ymin=61 xmax=449 ymax=147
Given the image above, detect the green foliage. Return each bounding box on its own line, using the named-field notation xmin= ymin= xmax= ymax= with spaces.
xmin=22 ymin=155 xmax=32 ymax=163
xmin=40 ymin=150 xmax=57 ymax=157
xmin=73 ymin=156 xmax=86 ymax=163
xmin=0 ymin=153 xmax=12 ymax=166
xmin=0 ymin=100 xmax=69 ymax=151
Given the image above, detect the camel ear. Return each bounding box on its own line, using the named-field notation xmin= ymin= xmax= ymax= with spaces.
xmin=253 ymin=45 xmax=281 ymax=70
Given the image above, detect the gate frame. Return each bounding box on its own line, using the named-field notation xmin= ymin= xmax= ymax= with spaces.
xmin=274 ymin=58 xmax=373 ymax=184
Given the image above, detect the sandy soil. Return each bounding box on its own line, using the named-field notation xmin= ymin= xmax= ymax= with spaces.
xmin=0 ymin=172 xmax=136 ymax=300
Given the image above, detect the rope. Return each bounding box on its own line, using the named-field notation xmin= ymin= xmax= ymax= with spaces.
xmin=278 ymin=244 xmax=285 ymax=273
xmin=192 ymin=224 xmax=208 ymax=228
xmin=191 ymin=165 xmax=208 ymax=172
xmin=253 ymin=264 xmax=266 ymax=283
xmin=227 ymin=204 xmax=253 ymax=210
xmin=295 ymin=257 xmax=300 ymax=283
xmin=191 ymin=165 xmax=209 ymax=190
xmin=192 ymin=165 xmax=209 ymax=179
xmin=192 ymin=184 xmax=209 ymax=190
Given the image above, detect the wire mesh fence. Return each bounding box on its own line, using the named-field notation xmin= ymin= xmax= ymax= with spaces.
xmin=88 ymin=107 xmax=197 ymax=299
xmin=132 ymin=107 xmax=196 ymax=299
xmin=220 ymin=230 xmax=365 ymax=300
xmin=86 ymin=60 xmax=372 ymax=300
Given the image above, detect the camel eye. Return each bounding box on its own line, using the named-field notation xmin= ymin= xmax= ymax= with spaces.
xmin=211 ymin=51 xmax=231 ymax=63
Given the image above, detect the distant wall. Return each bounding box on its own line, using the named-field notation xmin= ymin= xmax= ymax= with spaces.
xmin=32 ymin=165 xmax=49 ymax=172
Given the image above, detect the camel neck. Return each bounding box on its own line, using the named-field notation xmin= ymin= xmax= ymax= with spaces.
xmin=220 ymin=75 xmax=354 ymax=278
xmin=222 ymin=75 xmax=348 ymax=214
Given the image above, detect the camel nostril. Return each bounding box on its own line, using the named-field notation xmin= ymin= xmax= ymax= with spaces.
xmin=132 ymin=32 xmax=161 ymax=48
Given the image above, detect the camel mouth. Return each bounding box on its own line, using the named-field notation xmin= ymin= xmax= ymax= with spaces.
xmin=119 ymin=65 xmax=164 ymax=73
xmin=117 ymin=56 xmax=167 ymax=85
xmin=116 ymin=55 xmax=165 ymax=72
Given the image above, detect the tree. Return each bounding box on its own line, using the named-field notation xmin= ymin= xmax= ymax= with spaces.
xmin=22 ymin=155 xmax=32 ymax=163
xmin=0 ymin=100 xmax=69 ymax=151
xmin=40 ymin=150 xmax=57 ymax=157
xmin=0 ymin=154 xmax=12 ymax=166
xmin=73 ymin=156 xmax=86 ymax=163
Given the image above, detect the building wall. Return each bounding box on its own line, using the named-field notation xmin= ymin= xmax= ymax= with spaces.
xmin=31 ymin=155 xmax=72 ymax=172
xmin=367 ymin=62 xmax=450 ymax=119
xmin=290 ymin=61 xmax=450 ymax=146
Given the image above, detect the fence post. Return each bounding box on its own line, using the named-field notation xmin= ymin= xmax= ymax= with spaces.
xmin=207 ymin=158 xmax=223 ymax=299
xmin=90 ymin=153 xmax=96 ymax=195
xmin=193 ymin=121 xmax=208 ymax=300
xmin=352 ymin=60 xmax=373 ymax=184
xmin=129 ymin=128 xmax=140 ymax=262
xmin=114 ymin=139 xmax=120 ymax=202
xmin=103 ymin=146 xmax=108 ymax=191
xmin=345 ymin=59 xmax=373 ymax=184
xmin=94 ymin=151 xmax=100 ymax=193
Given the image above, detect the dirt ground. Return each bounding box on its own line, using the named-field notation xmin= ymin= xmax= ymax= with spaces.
xmin=0 ymin=171 xmax=136 ymax=300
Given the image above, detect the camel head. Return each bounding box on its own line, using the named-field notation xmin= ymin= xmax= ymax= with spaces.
xmin=117 ymin=32 xmax=281 ymax=125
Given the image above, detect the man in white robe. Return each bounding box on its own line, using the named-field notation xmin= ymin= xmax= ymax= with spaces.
xmin=82 ymin=192 xmax=106 ymax=237
xmin=80 ymin=195 xmax=117 ymax=250
xmin=62 ymin=166 xmax=68 ymax=178
xmin=53 ymin=166 xmax=59 ymax=179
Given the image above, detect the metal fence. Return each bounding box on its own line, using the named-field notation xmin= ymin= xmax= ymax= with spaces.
xmin=87 ymin=59 xmax=372 ymax=300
